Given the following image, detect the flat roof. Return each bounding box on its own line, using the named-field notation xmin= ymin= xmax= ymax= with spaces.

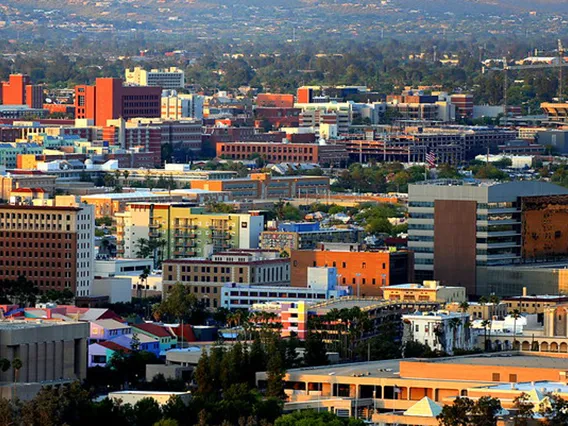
xmin=0 ymin=320 xmax=80 ymax=330
xmin=483 ymin=381 xmax=568 ymax=393
xmin=421 ymin=354 xmax=568 ymax=369
xmin=311 ymin=298 xmax=391 ymax=313
xmin=286 ymin=358 xmax=401 ymax=379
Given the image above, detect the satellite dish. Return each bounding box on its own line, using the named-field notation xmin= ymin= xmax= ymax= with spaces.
xmin=45 ymin=98 xmax=52 ymax=103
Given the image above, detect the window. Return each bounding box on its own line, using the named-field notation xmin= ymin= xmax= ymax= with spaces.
xmin=492 ymin=373 xmax=500 ymax=382
xmin=509 ymin=374 xmax=517 ymax=382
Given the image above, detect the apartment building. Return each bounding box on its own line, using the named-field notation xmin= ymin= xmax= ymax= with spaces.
xmin=116 ymin=204 xmax=264 ymax=260
xmin=161 ymin=91 xmax=204 ymax=120
xmin=290 ymin=243 xmax=414 ymax=297
xmin=408 ymin=180 xmax=568 ymax=296
xmin=0 ymin=198 xmax=94 ymax=296
xmin=125 ymin=67 xmax=185 ymax=89
xmin=129 ymin=118 xmax=203 ymax=152
xmin=163 ymin=249 xmax=290 ymax=309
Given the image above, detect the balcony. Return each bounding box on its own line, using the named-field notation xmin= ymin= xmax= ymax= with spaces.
xmin=149 ymin=231 xmax=161 ymax=238
xmin=149 ymin=222 xmax=161 ymax=229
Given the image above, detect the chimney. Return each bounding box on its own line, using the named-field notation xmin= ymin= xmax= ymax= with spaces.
xmin=522 ymin=287 xmax=527 ymax=297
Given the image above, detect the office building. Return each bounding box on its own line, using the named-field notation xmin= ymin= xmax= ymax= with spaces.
xmin=116 ymin=204 xmax=264 ymax=260
xmin=450 ymin=94 xmax=474 ymax=119
xmin=0 ymin=74 xmax=43 ymax=109
xmin=0 ymin=197 xmax=94 ymax=297
xmin=125 ymin=67 xmax=185 ymax=89
xmin=217 ymin=140 xmax=349 ymax=166
xmin=75 ymin=78 xmax=162 ymax=126
xmin=163 ymin=249 xmax=289 ymax=309
xmin=383 ymin=281 xmax=466 ymax=304
xmin=408 ymin=180 xmax=568 ymax=295
xmin=290 ymin=243 xmax=414 ymax=296
xmin=129 ymin=118 xmax=203 ymax=153
xmin=190 ymin=172 xmax=330 ymax=199
xmin=161 ymin=90 xmax=204 ymax=120
xmin=0 ymin=320 xmax=89 ymax=400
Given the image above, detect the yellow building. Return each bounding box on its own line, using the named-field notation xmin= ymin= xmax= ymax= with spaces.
xmin=116 ymin=204 xmax=264 ymax=260
xmin=382 ymin=281 xmax=466 ymax=304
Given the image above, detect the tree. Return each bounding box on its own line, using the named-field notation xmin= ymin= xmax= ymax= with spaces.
xmin=459 ymin=301 xmax=470 ymax=313
xmin=265 ymin=338 xmax=285 ymax=399
xmin=194 ymin=350 xmax=214 ymax=397
xmin=437 ymin=397 xmax=474 ymax=426
xmin=133 ymin=397 xmax=163 ymax=426
xmin=541 ymin=393 xmax=568 ymax=425
xmin=470 ymin=396 xmax=502 ymax=426
xmin=513 ymin=393 xmax=534 ymax=426
xmin=152 ymin=283 xmax=206 ymax=324
xmin=304 ymin=332 xmax=328 ymax=367
xmin=512 ymin=309 xmax=522 ymax=350
xmin=275 ymin=410 xmax=365 ymax=426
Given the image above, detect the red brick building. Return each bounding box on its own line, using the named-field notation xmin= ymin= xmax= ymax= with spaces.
xmin=0 ymin=74 xmax=43 ymax=109
xmin=102 ymin=124 xmax=162 ymax=166
xmin=0 ymin=203 xmax=94 ymax=296
xmin=217 ymin=141 xmax=348 ymax=165
xmin=75 ymin=78 xmax=161 ymax=126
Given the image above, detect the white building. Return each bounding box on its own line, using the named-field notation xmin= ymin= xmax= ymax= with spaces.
xmin=222 ymin=270 xmax=350 ymax=310
xmin=403 ymin=311 xmax=474 ymax=355
xmin=125 ymin=67 xmax=185 ymax=89
xmin=161 ymin=90 xmax=204 ymax=120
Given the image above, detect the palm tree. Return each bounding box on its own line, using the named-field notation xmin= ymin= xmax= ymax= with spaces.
xmin=481 ymin=319 xmax=491 ymax=351
xmin=448 ymin=318 xmax=462 ymax=353
xmin=139 ymin=267 xmax=150 ymax=300
xmin=512 ymin=309 xmax=522 ymax=350
xmin=459 ymin=301 xmax=470 ymax=314
xmin=11 ymin=358 xmax=22 ymax=400
xmin=123 ymin=170 xmax=130 ymax=186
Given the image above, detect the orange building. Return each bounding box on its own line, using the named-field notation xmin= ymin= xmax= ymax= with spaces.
xmin=75 ymin=78 xmax=161 ymax=126
xmin=0 ymin=74 xmax=43 ymax=108
xmin=256 ymin=93 xmax=295 ymax=108
xmin=290 ymin=244 xmax=414 ymax=296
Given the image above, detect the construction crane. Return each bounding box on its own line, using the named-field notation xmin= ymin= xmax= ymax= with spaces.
xmin=483 ymin=40 xmax=568 ymax=124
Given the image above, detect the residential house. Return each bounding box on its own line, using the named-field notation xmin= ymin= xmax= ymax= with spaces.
xmin=132 ymin=323 xmax=177 ymax=354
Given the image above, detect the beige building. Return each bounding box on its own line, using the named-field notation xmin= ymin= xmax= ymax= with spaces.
xmin=0 ymin=320 xmax=89 ymax=400
xmin=447 ymin=301 xmax=508 ymax=321
xmin=125 ymin=67 xmax=185 ymax=89
xmin=258 ymin=353 xmax=568 ymax=420
xmin=162 ymin=249 xmax=290 ymax=309
xmin=0 ymin=174 xmax=57 ymax=201
xmin=382 ymin=281 xmax=466 ymax=304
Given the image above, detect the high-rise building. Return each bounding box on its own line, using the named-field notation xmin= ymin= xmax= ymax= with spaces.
xmin=161 ymin=90 xmax=204 ymax=120
xmin=408 ymin=180 xmax=568 ymax=295
xmin=74 ymin=78 xmax=161 ymax=126
xmin=116 ymin=204 xmax=264 ymax=260
xmin=0 ymin=74 xmax=43 ymax=109
xmin=0 ymin=197 xmax=94 ymax=297
xmin=125 ymin=67 xmax=185 ymax=89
